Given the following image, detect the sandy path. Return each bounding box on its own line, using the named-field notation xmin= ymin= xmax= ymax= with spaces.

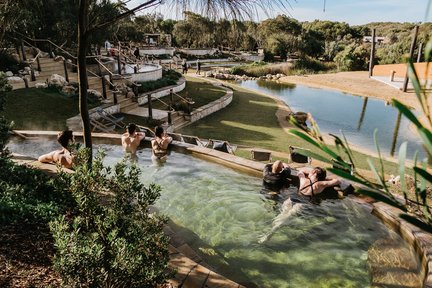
xmin=279 ymin=71 xmax=421 ymax=110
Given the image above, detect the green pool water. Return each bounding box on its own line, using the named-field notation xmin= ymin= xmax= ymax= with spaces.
xmin=7 ymin=141 xmax=422 ymax=287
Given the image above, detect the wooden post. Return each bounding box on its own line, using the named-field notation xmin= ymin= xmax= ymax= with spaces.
xmin=23 ymin=77 xmax=29 ymax=88
xmin=113 ymin=91 xmax=118 ymax=104
xmin=167 ymin=111 xmax=172 ymax=125
xmin=21 ymin=41 xmax=27 ymax=62
xmin=403 ymin=25 xmax=419 ymax=92
xmin=109 ymin=73 xmax=114 ymax=89
xmin=169 ymin=89 xmax=173 ymax=109
xmin=36 ymin=55 xmax=41 ymax=71
xmin=147 ymin=94 xmax=153 ymax=119
xmin=30 ymin=68 xmax=36 ymax=81
xmin=417 ymin=42 xmax=423 ymax=63
xmin=63 ymin=60 xmax=69 ymax=82
xmin=101 ymin=76 xmax=107 ymax=99
xmin=117 ymin=54 xmax=122 ymax=75
xmin=15 ymin=44 xmax=22 ymax=62
xmin=72 ymin=58 xmax=77 ymax=72
xmin=368 ymin=29 xmax=375 ymax=78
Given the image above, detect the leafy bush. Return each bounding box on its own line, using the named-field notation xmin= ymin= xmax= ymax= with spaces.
xmin=50 ymin=151 xmax=171 ymax=287
xmin=0 ymin=72 xmax=12 ymax=155
xmin=0 ymin=157 xmax=75 ymax=223
xmin=291 ymin=57 xmax=335 ymax=75
xmin=334 ymin=43 xmax=369 ymax=71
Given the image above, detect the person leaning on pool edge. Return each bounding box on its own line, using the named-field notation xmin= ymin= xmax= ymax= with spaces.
xmin=121 ymin=123 xmax=145 ymax=155
xmin=38 ymin=130 xmax=75 ymax=168
xmin=151 ymin=126 xmax=172 ymax=164
xmin=262 ymin=160 xmax=292 ymax=194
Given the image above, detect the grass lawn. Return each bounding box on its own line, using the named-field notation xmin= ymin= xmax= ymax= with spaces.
xmin=179 ymin=80 xmax=403 ymax=175
xmin=2 ymin=88 xmax=100 ymax=131
xmin=142 ymin=76 xmax=226 ymax=110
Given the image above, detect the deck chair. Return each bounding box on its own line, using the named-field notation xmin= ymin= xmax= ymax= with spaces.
xmin=207 ymin=139 xmax=236 ymax=154
xmin=251 ymin=149 xmax=272 ymax=162
xmin=136 ymin=125 xmax=155 ymax=137
xmin=90 ymin=118 xmax=115 ymax=133
xmin=96 ymin=107 xmax=125 ymax=128
xmin=289 ymin=146 xmax=311 ymax=164
xmin=182 ymin=135 xmax=205 ymax=146
xmin=167 ymin=132 xmax=184 ymax=142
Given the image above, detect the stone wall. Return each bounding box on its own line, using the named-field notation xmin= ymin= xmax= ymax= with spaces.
xmin=137 ymin=79 xmax=186 ymax=105
xmin=130 ymin=65 xmax=163 ymax=82
xmin=188 ymin=89 xmax=233 ymax=123
xmin=140 ymin=47 xmax=175 ymax=56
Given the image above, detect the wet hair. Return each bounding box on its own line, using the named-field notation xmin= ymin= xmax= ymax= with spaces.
xmin=272 ymin=160 xmax=283 ymax=174
xmin=314 ymin=167 xmax=327 ymax=181
xmin=127 ymin=123 xmax=136 ymax=135
xmin=57 ymin=130 xmax=73 ymax=148
xmin=155 ymin=126 xmax=164 ymax=138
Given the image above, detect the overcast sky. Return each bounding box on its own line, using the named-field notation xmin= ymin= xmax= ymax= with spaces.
xmin=127 ymin=0 xmax=431 ymax=25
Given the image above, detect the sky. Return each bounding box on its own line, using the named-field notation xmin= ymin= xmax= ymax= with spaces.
xmin=127 ymin=0 xmax=431 ymax=25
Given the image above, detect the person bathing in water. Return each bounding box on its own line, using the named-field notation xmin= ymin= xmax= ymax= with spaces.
xmin=121 ymin=123 xmax=145 ymax=157
xmin=151 ymin=126 xmax=172 ymax=164
xmin=38 ymin=130 xmax=75 ymax=169
xmin=259 ymin=166 xmax=342 ymax=243
xmin=262 ymin=160 xmax=292 ymax=199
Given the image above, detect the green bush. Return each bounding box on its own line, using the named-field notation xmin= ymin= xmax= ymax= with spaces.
xmin=50 ymin=151 xmax=171 ymax=287
xmin=291 ymin=57 xmax=335 ymax=74
xmin=0 ymin=72 xmax=12 ymax=155
xmin=0 ymin=157 xmax=75 ymax=223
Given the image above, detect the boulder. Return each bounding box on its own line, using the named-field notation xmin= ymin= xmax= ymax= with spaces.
xmin=54 ymin=55 xmax=65 ymax=62
xmin=7 ymin=76 xmax=24 ymax=83
xmin=5 ymin=71 xmax=13 ymax=77
xmin=49 ymin=74 xmax=67 ymax=87
xmin=62 ymin=85 xmax=77 ymax=94
xmin=87 ymin=89 xmax=102 ymax=98
xmin=35 ymin=82 xmax=48 ymax=89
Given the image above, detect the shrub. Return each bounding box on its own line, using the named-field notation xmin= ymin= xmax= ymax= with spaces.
xmin=0 ymin=72 xmax=12 ymax=155
xmin=50 ymin=151 xmax=171 ymax=287
xmin=0 ymin=157 xmax=75 ymax=223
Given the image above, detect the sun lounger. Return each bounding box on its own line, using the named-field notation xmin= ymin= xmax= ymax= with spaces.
xmin=206 ymin=139 xmax=236 ymax=154
xmin=251 ymin=149 xmax=272 ymax=162
xmin=90 ymin=118 xmax=115 ymax=133
xmin=167 ymin=132 xmax=184 ymax=142
xmin=95 ymin=107 xmax=125 ymax=129
xmin=289 ymin=146 xmax=312 ymax=164
xmin=181 ymin=134 xmax=205 ymax=146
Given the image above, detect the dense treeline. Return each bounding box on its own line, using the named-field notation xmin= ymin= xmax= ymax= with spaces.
xmin=0 ymin=0 xmax=431 ymax=71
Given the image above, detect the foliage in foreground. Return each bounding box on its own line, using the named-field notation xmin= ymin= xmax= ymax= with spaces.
xmin=289 ymin=39 xmax=432 ymax=232
xmin=0 ymin=157 xmax=75 ymax=224
xmin=50 ymin=150 xmax=171 ymax=287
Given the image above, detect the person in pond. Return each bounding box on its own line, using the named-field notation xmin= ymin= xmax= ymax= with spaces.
xmin=151 ymin=126 xmax=173 ymax=164
xmin=121 ymin=123 xmax=145 ymax=157
xmin=262 ymin=160 xmax=292 ymax=198
xmin=38 ymin=130 xmax=75 ymax=169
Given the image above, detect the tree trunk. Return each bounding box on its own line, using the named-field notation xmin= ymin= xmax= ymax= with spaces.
xmin=78 ymin=0 xmax=92 ymax=165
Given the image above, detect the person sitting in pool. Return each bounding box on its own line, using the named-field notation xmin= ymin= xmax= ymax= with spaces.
xmin=151 ymin=126 xmax=172 ymax=164
xmin=38 ymin=130 xmax=75 ymax=169
xmin=297 ymin=167 xmax=341 ymax=198
xmin=262 ymin=160 xmax=292 ymax=197
xmin=259 ymin=167 xmax=343 ymax=244
xmin=121 ymin=123 xmax=145 ymax=155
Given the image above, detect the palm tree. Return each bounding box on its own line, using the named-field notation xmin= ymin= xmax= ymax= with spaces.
xmin=78 ymin=0 xmax=294 ymax=166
